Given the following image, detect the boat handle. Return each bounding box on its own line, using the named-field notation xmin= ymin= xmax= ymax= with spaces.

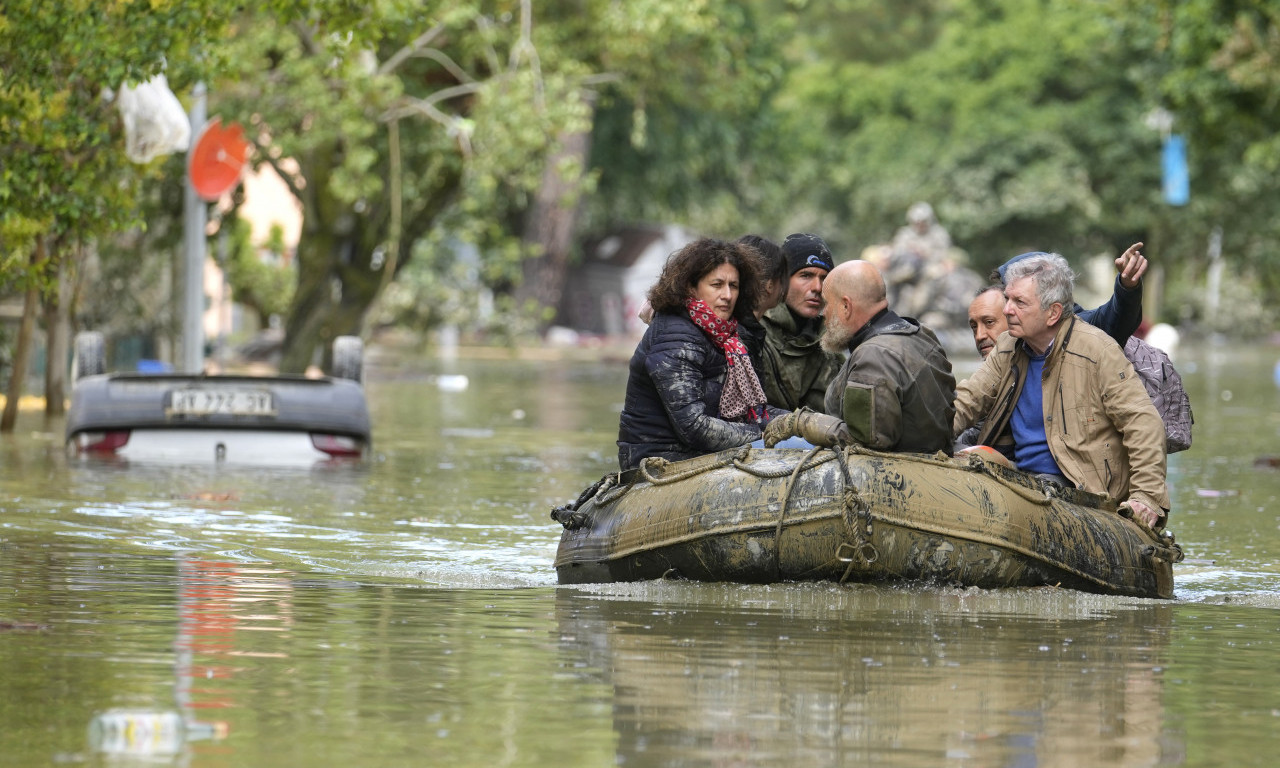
xmin=836 ymin=541 xmax=879 ymax=565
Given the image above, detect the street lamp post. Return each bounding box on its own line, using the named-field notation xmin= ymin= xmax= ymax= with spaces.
xmin=182 ymin=83 xmax=208 ymax=374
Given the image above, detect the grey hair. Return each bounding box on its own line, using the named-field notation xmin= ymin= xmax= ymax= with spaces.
xmin=1003 ymin=252 xmax=1075 ymax=316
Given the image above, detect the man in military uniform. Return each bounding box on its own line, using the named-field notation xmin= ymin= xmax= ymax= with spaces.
xmin=764 ymin=260 xmax=955 ymax=455
xmin=758 ymin=233 xmax=845 ymax=411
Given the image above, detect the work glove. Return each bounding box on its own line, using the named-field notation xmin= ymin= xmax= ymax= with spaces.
xmin=1119 ymin=498 xmax=1164 ymax=531
xmin=763 ymin=407 xmax=845 ymax=448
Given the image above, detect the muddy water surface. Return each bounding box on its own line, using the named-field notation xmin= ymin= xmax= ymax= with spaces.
xmin=1 ymin=342 xmax=1278 ymax=767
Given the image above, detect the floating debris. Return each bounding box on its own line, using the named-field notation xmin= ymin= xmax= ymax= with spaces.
xmin=1195 ymin=488 xmax=1240 ymax=498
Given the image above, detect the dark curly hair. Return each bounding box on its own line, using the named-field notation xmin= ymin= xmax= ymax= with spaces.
xmin=647 ymin=238 xmax=764 ymax=322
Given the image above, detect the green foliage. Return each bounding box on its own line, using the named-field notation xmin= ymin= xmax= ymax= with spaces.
xmin=201 ymin=0 xmax=794 ymax=354
xmin=9 ymin=0 xmax=1280 ymax=349
xmin=781 ymin=0 xmax=1161 ymax=274
xmin=0 ymin=1 xmax=227 ymax=285
xmin=78 ymin=156 xmax=188 ymax=341
xmin=1102 ymin=0 xmax=1280 ymax=321
xmin=581 ymin=0 xmax=797 ymax=238
xmin=222 ymin=221 xmax=296 ymax=326
xmin=376 ymin=233 xmax=487 ymax=331
xmin=1164 ymin=261 xmax=1280 ymax=337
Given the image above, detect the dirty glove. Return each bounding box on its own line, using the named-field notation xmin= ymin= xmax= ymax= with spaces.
xmin=1119 ymin=499 xmax=1164 ymax=531
xmin=763 ymin=407 xmax=845 ymax=448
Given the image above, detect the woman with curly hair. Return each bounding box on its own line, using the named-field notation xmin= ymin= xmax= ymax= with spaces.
xmin=616 ymin=237 xmax=781 ymax=471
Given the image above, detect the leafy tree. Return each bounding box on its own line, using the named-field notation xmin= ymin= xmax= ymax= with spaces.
xmin=1107 ymin=0 xmax=1280 ymax=331
xmin=580 ymin=1 xmax=797 ymax=239
xmin=781 ymin=0 xmax=1165 ymax=278
xmin=516 ymin=0 xmax=795 ymax=318
xmin=221 ymin=221 xmax=296 ymax=329
xmin=209 ymin=1 xmax=796 ymax=369
xmin=0 ymin=1 xmax=227 ymax=427
xmin=212 ymin=2 xmax=554 ymax=370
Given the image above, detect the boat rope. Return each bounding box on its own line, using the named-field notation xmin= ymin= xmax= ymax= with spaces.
xmin=595 ymin=471 xmax=638 ymax=506
xmin=840 ymin=442 xmax=1071 ymax=508
xmin=558 ymin=446 xmax=840 ymax=530
xmin=959 ymin=452 xmax=1058 ymax=506
xmin=636 ymin=447 xmax=752 ymax=485
xmin=773 ymin=445 xmax=828 ymax=581
xmin=833 ymin=446 xmax=879 ymax=583
xmin=734 ymin=450 xmax=837 ymax=479
xmin=550 ymin=472 xmax=620 ymax=529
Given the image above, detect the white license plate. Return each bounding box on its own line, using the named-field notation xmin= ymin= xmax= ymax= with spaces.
xmin=168 ymin=388 xmax=275 ymax=417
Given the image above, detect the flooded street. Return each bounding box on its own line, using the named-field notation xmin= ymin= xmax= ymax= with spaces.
xmin=2 ymin=342 xmax=1279 ymax=766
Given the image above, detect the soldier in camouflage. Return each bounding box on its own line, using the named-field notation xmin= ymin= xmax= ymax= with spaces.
xmin=757 ymin=233 xmax=846 ymax=411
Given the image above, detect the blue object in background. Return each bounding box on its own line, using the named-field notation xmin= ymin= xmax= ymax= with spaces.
xmin=1163 ymin=134 xmax=1189 ymax=206
xmin=750 ymin=436 xmax=817 ymax=450
xmin=137 ymin=359 xmax=174 ymax=374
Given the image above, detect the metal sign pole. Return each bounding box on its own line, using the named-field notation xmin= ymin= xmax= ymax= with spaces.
xmin=182 ymin=83 xmax=208 ymax=374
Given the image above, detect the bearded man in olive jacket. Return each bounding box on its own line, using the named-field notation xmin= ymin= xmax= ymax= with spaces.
xmin=764 ymin=260 xmax=955 ymax=454
xmin=758 ymin=234 xmax=846 ymax=411
xmin=953 ymin=253 xmax=1170 ymax=530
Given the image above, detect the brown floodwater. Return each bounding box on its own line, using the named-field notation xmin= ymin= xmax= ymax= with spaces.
xmin=1 ymin=340 xmax=1278 ymax=767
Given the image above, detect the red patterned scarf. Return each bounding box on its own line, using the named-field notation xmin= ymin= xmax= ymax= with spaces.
xmin=686 ymin=297 xmax=769 ymax=423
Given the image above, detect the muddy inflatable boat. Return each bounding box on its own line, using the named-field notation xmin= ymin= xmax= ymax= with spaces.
xmin=552 ymin=445 xmax=1182 ymax=599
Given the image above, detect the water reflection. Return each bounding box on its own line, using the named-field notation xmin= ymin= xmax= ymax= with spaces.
xmin=85 ymin=558 xmax=299 ymax=764
xmin=556 ymin=584 xmax=1183 ymax=767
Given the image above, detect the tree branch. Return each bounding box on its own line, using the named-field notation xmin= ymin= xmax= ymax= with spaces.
xmin=291 ymin=20 xmax=321 ymax=57
xmin=472 ymin=15 xmax=503 ymax=75
xmin=508 ymin=0 xmax=544 ymax=110
xmin=259 ymin=151 xmax=307 ymax=204
xmin=378 ymin=24 xmax=447 ymax=75
xmin=380 ymin=94 xmax=476 ymax=156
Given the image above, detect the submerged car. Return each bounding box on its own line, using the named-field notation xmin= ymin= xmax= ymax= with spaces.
xmin=65 ymin=332 xmax=371 ymax=465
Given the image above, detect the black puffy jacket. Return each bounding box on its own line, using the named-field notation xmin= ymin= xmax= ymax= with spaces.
xmin=617 ymin=312 xmax=764 ymax=470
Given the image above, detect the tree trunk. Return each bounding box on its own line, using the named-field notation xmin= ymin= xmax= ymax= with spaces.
xmin=279 ymin=253 xmax=335 ymax=374
xmin=2 ymin=241 xmax=44 ymax=433
xmin=279 ymin=226 xmax=378 ymax=374
xmin=278 ymin=133 xmax=460 ymax=373
xmin=514 ymin=115 xmax=595 ymax=328
xmin=44 ymin=253 xmax=71 ymax=416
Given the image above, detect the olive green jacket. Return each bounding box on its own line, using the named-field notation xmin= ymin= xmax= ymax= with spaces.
xmin=822 ymin=310 xmax=955 ymax=454
xmin=759 ymin=304 xmax=845 ymax=412
xmin=953 ymin=315 xmax=1169 ymax=513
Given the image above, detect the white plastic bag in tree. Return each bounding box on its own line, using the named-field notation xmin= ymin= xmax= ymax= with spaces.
xmin=117 ymin=74 xmax=191 ymax=163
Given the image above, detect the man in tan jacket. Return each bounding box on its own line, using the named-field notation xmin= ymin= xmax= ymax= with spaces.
xmin=952 ymin=253 xmax=1169 ymax=529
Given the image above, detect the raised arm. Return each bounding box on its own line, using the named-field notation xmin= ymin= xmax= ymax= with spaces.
xmin=1076 ymin=242 xmax=1146 ymax=346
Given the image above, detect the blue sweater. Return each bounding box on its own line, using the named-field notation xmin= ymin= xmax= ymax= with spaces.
xmin=1010 ymin=351 xmax=1062 ymax=476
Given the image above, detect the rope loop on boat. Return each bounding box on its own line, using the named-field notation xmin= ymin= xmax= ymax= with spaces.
xmin=578 ymin=445 xmax=841 ymax=531
xmin=773 ymin=445 xmax=828 ymax=580
xmin=550 ymin=473 xmax=620 ymax=529
xmin=637 ymin=446 xmax=753 ymax=486
xmin=734 ymin=449 xmax=836 ymax=478
xmin=833 ymin=448 xmax=879 ymax=583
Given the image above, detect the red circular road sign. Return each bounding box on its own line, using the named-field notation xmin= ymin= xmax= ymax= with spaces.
xmin=189 ymin=117 xmax=250 ymax=201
